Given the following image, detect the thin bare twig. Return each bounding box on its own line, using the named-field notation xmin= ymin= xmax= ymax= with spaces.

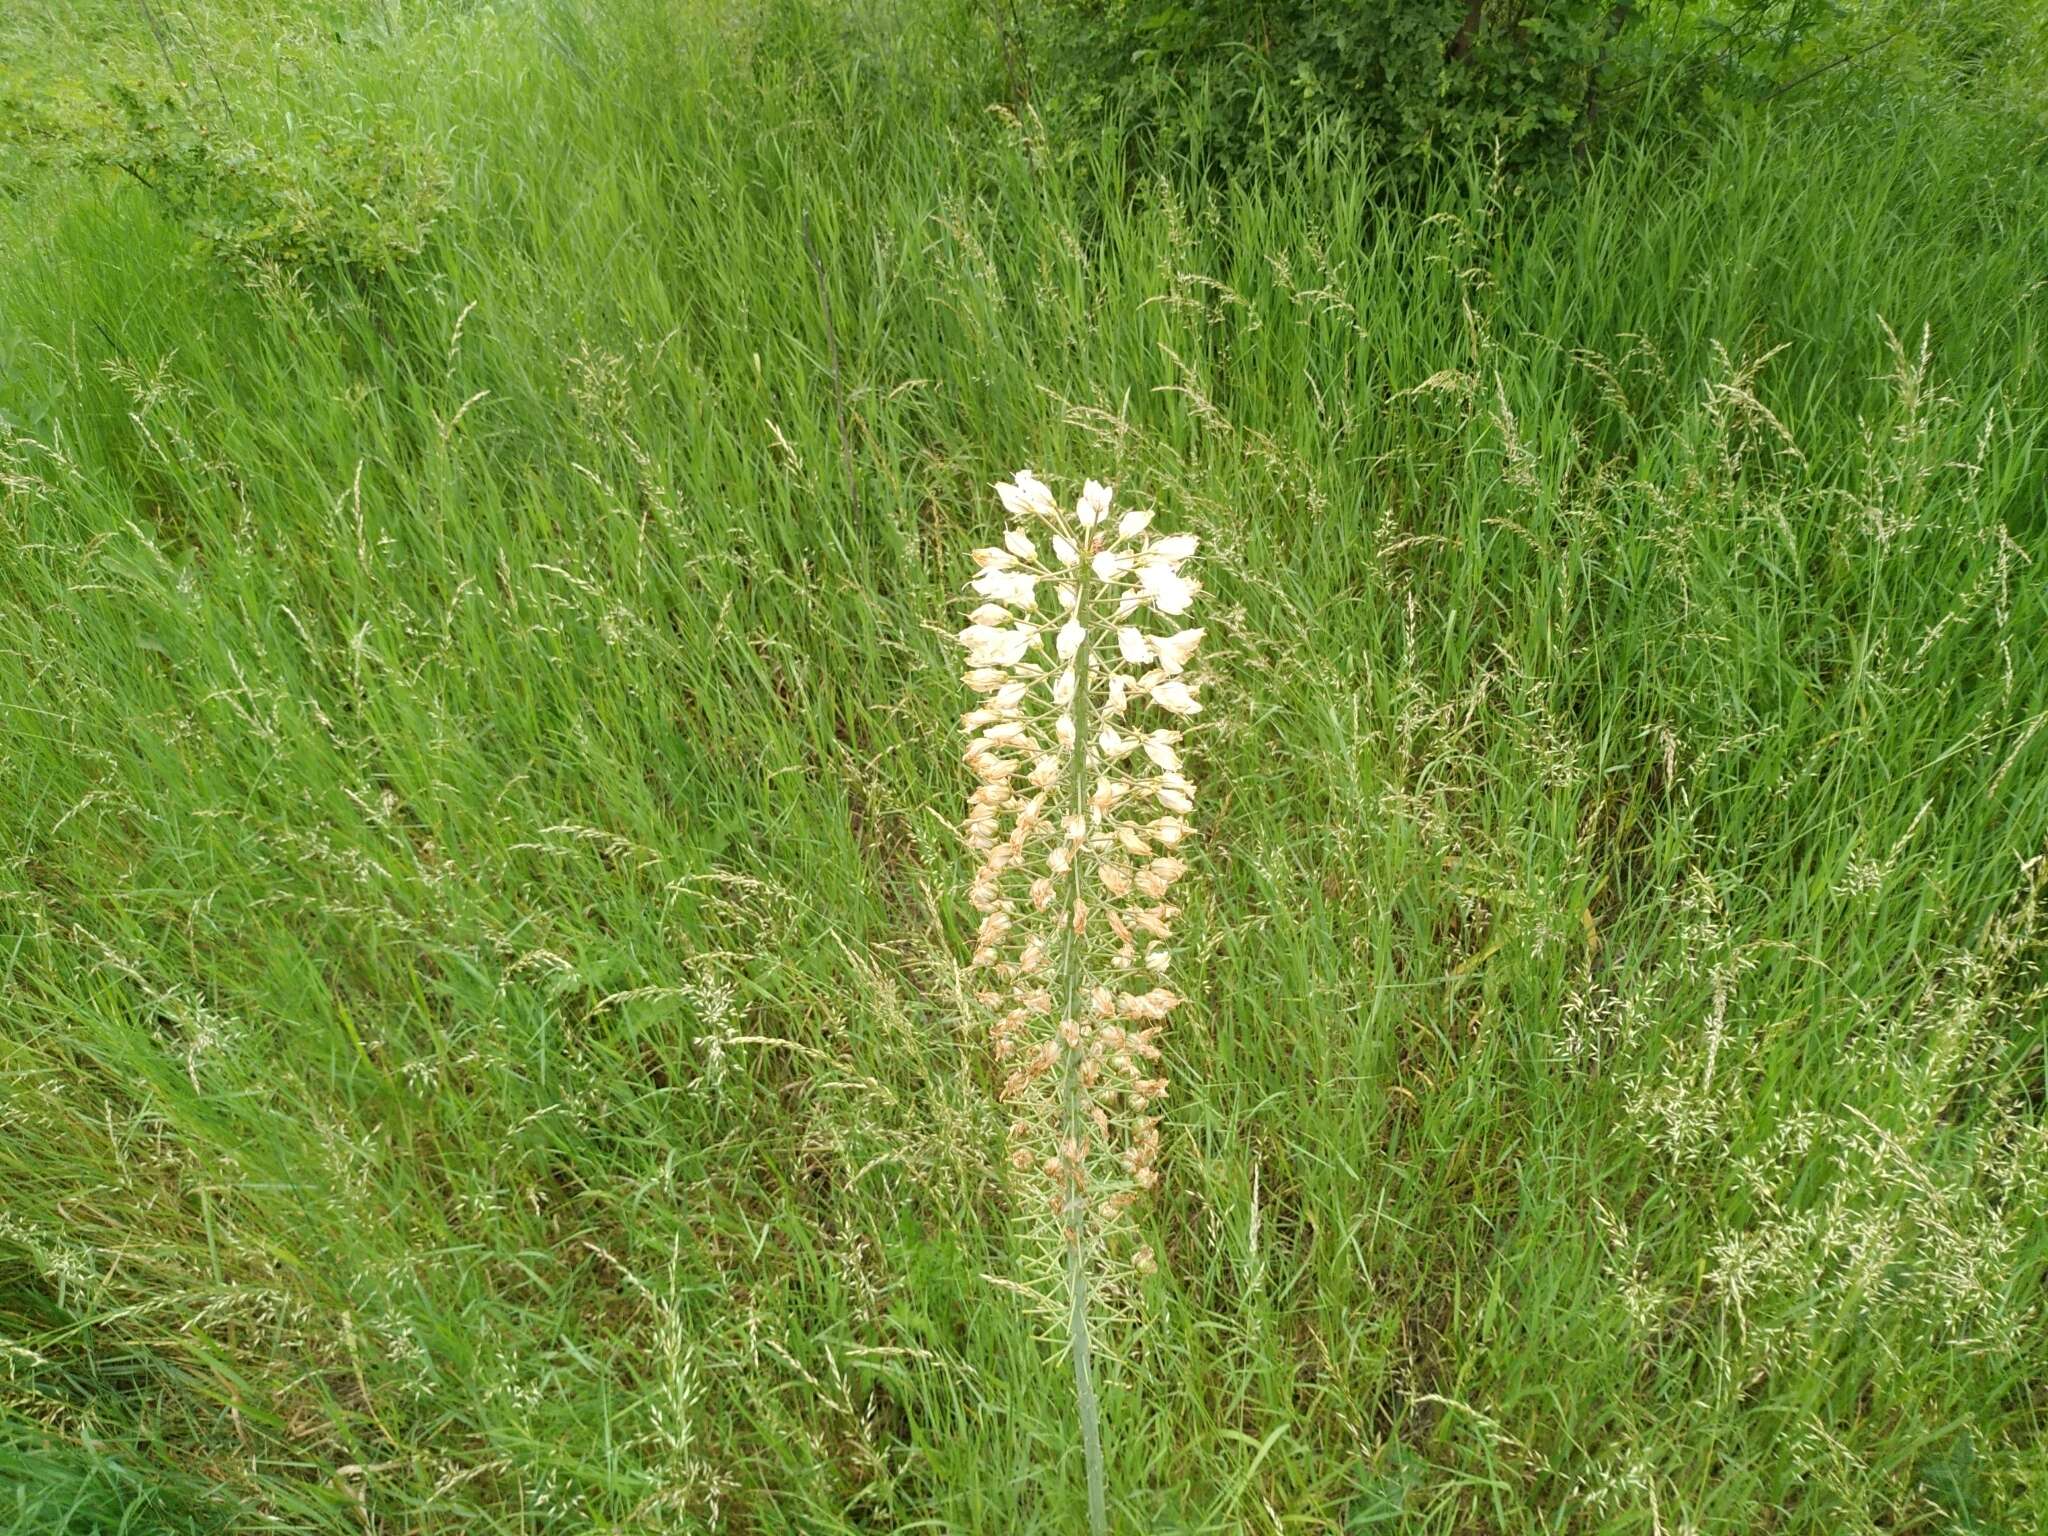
xmin=1761 ymin=27 xmax=1910 ymax=102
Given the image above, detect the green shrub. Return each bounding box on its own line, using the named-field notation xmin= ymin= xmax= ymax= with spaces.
xmin=1031 ymin=0 xmax=1633 ymax=173
xmin=1636 ymin=0 xmax=2048 ymax=129
xmin=83 ymin=81 xmax=447 ymax=289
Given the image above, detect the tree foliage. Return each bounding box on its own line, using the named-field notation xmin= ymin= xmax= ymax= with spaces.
xmin=1035 ymin=0 xmax=1633 ymax=172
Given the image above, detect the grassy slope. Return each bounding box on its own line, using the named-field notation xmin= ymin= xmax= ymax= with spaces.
xmin=3 ymin=2 xmax=2047 ymax=1531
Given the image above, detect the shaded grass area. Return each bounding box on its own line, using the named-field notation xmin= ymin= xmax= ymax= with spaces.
xmin=3 ymin=2 xmax=2047 ymax=1530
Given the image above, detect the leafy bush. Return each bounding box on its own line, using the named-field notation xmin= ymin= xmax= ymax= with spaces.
xmin=82 ymin=82 xmax=447 ymax=289
xmin=1031 ymin=0 xmax=1633 ymax=173
xmin=1633 ymin=0 xmax=2048 ymax=129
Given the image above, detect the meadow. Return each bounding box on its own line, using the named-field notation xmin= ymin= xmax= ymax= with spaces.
xmin=3 ymin=2 xmax=2047 ymax=1531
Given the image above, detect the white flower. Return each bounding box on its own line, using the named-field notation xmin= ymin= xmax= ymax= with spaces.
xmin=971 ymin=567 xmax=1039 ymax=608
xmin=1138 ymin=857 xmax=1186 ymax=899
xmin=1136 ymin=563 xmax=1196 ymax=615
xmin=1152 ymin=628 xmax=1203 ymax=674
xmin=959 ymin=471 xmax=1201 ymax=1327
xmin=960 ymin=623 xmax=1034 ymax=668
xmin=996 ymin=472 xmax=1059 ymax=521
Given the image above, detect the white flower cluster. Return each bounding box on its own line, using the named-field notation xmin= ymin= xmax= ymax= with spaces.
xmin=959 ymin=470 xmax=1204 ymax=1273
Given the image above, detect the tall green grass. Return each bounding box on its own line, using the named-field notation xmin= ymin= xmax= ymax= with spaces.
xmin=3 ymin=2 xmax=2045 ymax=1530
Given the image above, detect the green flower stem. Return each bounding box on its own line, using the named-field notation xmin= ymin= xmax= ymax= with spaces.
xmin=1056 ymin=535 xmax=1107 ymax=1536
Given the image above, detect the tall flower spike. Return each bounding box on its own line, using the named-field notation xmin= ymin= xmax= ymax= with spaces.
xmin=958 ymin=471 xmax=1202 ymax=1536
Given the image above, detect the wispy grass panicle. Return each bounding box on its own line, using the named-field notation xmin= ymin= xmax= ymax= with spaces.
xmin=959 ymin=470 xmax=1204 ymax=1534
